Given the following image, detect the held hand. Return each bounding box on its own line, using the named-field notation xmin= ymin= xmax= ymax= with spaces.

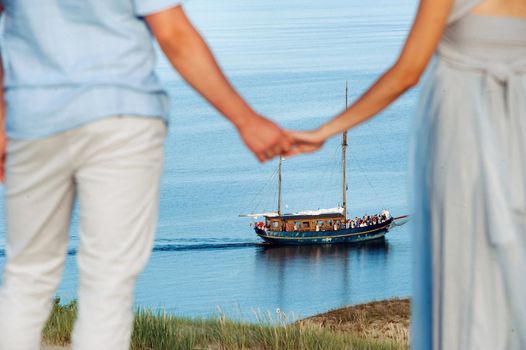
xmin=284 ymin=129 xmax=326 ymax=157
xmin=237 ymin=114 xmax=292 ymax=162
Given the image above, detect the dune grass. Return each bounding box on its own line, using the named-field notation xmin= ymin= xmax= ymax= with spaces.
xmin=43 ymin=298 xmax=409 ymax=350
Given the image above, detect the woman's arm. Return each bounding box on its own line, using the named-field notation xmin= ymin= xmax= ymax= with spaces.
xmin=289 ymin=0 xmax=454 ymax=153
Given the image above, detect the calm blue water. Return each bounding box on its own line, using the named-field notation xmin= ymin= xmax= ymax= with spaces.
xmin=0 ymin=0 xmax=419 ymax=321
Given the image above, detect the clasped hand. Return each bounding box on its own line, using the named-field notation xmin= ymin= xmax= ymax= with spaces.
xmin=238 ymin=114 xmax=326 ymax=162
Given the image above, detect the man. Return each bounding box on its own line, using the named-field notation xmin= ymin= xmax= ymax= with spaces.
xmin=0 ymin=1 xmax=291 ymax=349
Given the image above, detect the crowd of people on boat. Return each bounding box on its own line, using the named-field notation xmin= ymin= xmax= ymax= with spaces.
xmin=254 ymin=209 xmax=391 ymax=232
xmin=325 ymin=209 xmax=390 ymax=231
xmin=346 ymin=209 xmax=391 ymax=229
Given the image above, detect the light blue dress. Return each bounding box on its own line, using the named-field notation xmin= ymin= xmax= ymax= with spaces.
xmin=411 ymin=2 xmax=526 ymax=349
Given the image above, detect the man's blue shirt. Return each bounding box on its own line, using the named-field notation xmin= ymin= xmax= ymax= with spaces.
xmin=1 ymin=0 xmax=182 ymax=139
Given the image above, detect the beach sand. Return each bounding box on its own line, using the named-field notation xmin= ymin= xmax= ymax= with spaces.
xmin=300 ymin=298 xmax=410 ymax=344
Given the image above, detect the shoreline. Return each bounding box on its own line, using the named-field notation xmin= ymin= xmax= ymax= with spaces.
xmin=42 ymin=298 xmax=410 ymax=349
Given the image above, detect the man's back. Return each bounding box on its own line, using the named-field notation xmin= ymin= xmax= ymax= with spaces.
xmin=2 ymin=0 xmax=170 ymax=138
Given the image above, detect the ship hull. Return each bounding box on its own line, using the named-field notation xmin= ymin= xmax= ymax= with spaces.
xmin=255 ymin=218 xmax=393 ymax=246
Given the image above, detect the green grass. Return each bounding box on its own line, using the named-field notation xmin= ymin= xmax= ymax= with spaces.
xmin=43 ymin=298 xmax=408 ymax=350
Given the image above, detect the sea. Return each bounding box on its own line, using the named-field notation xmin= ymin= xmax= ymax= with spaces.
xmin=0 ymin=0 xmax=419 ymax=321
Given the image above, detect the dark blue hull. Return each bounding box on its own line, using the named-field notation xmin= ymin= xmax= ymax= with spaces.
xmin=255 ymin=218 xmax=393 ymax=246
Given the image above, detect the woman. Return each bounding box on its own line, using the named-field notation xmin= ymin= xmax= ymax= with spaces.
xmin=289 ymin=0 xmax=526 ymax=349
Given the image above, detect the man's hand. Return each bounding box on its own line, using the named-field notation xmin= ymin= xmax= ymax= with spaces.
xmin=238 ymin=115 xmax=292 ymax=162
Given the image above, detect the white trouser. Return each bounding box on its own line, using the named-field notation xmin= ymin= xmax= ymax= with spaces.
xmin=0 ymin=116 xmax=166 ymax=350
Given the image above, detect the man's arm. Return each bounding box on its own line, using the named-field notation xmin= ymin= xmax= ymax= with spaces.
xmin=145 ymin=6 xmax=290 ymax=162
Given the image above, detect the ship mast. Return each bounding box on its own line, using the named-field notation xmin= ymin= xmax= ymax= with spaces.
xmin=277 ymin=156 xmax=283 ymax=216
xmin=342 ymin=82 xmax=348 ymax=221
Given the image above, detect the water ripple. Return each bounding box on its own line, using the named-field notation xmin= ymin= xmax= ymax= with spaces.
xmin=0 ymin=241 xmax=261 ymax=258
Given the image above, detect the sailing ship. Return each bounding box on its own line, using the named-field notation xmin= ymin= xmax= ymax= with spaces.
xmin=242 ymin=84 xmax=396 ymax=246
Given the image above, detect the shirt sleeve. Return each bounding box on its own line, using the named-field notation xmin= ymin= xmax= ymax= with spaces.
xmin=133 ymin=0 xmax=185 ymax=16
